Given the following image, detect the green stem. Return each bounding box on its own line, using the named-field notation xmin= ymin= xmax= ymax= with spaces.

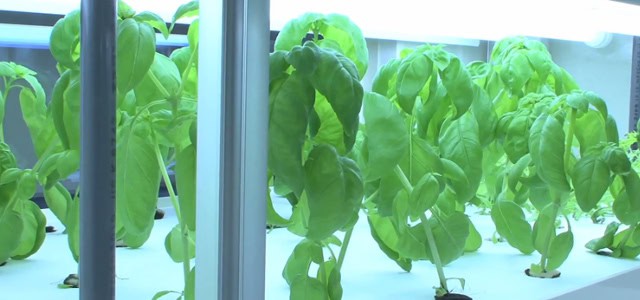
xmin=148 ymin=71 xmax=171 ymax=99
xmin=420 ymin=213 xmax=448 ymax=291
xmin=394 ymin=165 xmax=448 ymax=291
xmin=154 ymin=144 xmax=191 ymax=288
xmin=335 ymin=227 xmax=353 ymax=272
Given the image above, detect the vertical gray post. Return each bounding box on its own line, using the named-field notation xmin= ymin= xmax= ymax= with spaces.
xmin=79 ymin=0 xmax=117 ymax=299
xmin=628 ymin=36 xmax=639 ymax=132
xmin=196 ymin=0 xmax=270 ymax=299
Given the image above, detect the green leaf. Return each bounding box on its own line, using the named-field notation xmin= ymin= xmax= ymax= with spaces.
xmin=274 ymin=13 xmax=323 ymax=51
xmin=134 ymin=11 xmax=169 ymax=39
xmin=532 ymin=204 xmax=557 ymax=255
xmin=439 ymin=114 xmax=482 ymax=202
xmin=288 ymin=42 xmax=363 ymax=151
xmin=603 ymin=146 xmax=631 ymax=176
xmin=50 ymin=10 xmax=81 ymax=70
xmin=321 ymin=14 xmax=369 ymax=78
xmin=304 ymin=145 xmax=363 ymax=241
xmin=500 ymin=50 xmax=533 ymax=94
xmin=440 ymin=56 xmax=474 ymax=119
xmin=268 ymin=71 xmax=314 ymax=197
xmin=310 ymin=93 xmax=346 ymax=154
xmin=116 ymin=118 xmax=161 ymax=248
xmin=0 ymin=168 xmax=22 ymax=185
xmin=504 ymin=113 xmax=533 ymax=163
xmin=187 ymin=18 xmax=199 ymax=51
xmin=282 ymin=239 xmax=324 ymax=285
xmin=605 ymin=114 xmax=619 ymax=144
xmin=546 ymin=231 xmax=574 ymax=271
xmin=11 ymin=201 xmax=46 ymax=260
xmin=134 ymin=53 xmax=182 ymax=107
xmin=327 ymin=268 xmax=343 ymax=300
xmin=427 ymin=212 xmax=469 ymax=265
xmin=290 ymin=276 xmax=328 ymax=300
xmin=396 ymin=52 xmax=432 ymax=114
xmin=490 ymin=201 xmax=535 ymax=254
xmin=362 ymin=92 xmax=408 ymax=181
xmin=366 ymin=214 xmax=412 ymax=272
xmin=585 ymin=221 xmax=620 ymax=252
xmin=50 ymin=70 xmax=75 ymax=150
xmin=164 ymin=225 xmax=196 ymax=263
xmin=171 ymin=1 xmax=199 ymax=28
xmin=371 ymin=59 xmax=400 ymax=98
xmin=613 ymin=186 xmax=640 ymax=225
xmin=176 ymin=144 xmax=196 ymax=231
xmin=0 ymin=200 xmax=24 ymax=263
xmin=470 ymin=85 xmax=498 ymax=147
xmin=16 ymin=172 xmax=37 ymax=200
xmin=43 ymin=182 xmax=71 ymax=226
xmin=529 ymin=114 xmax=571 ymax=192
xmin=117 ymin=18 xmax=156 ymax=93
xmin=464 ymin=220 xmax=483 ymax=252
xmin=409 ymin=173 xmax=440 ymax=217
xmin=65 ymin=196 xmax=80 ymax=262
xmin=508 ymin=154 xmax=531 ymax=193
xmin=572 ymin=154 xmax=611 ymax=211
xmin=117 ymin=0 xmax=135 ymax=18
xmin=574 ymin=110 xmax=607 ymax=155
xmin=19 ymin=84 xmax=61 ymax=158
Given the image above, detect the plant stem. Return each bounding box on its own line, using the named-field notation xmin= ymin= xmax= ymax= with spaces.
xmin=394 ymin=165 xmax=449 ymax=291
xmin=538 ymin=197 xmax=561 ymax=271
xmin=335 ymin=227 xmax=353 ymax=272
xmin=154 ymin=144 xmax=191 ymax=290
xmin=420 ymin=213 xmax=448 ymax=291
xmin=176 ymin=44 xmax=199 ymax=99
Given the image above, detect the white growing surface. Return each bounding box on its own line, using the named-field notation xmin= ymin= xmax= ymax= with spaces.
xmin=1 ymin=198 xmax=640 ymax=300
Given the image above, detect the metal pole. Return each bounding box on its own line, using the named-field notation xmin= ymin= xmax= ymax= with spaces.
xmin=79 ymin=0 xmax=117 ymax=299
xmin=196 ymin=0 xmax=270 ymax=299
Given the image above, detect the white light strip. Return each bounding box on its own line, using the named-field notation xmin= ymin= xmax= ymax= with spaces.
xmin=0 ymin=23 xmax=188 ymax=48
xmin=0 ymin=0 xmax=194 ymax=24
xmin=270 ymin=0 xmax=640 ymax=44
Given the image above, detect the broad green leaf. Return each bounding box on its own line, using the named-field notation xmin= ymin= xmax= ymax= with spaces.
xmin=566 ymin=93 xmax=589 ymax=112
xmin=116 ymin=118 xmax=162 ymax=248
xmin=19 ymin=86 xmax=61 ymax=158
xmin=612 ymin=186 xmax=640 ymax=225
xmin=526 ymin=50 xmax=552 ymax=82
xmin=134 ymin=53 xmax=181 ymax=107
xmin=11 ymin=201 xmax=46 ymax=260
xmin=274 ymin=13 xmax=323 ymax=52
xmin=603 ymin=146 xmax=631 ymax=176
xmin=371 ymin=59 xmax=400 ymax=98
xmin=464 ymin=219 xmax=483 ymax=252
xmin=134 ymin=11 xmax=169 ymax=39
xmin=43 ymin=182 xmax=71 ymax=226
xmin=508 ymin=154 xmax=531 ymax=193
xmin=470 ymin=85 xmax=498 ymax=147
xmin=491 ymin=201 xmax=535 ymax=254
xmin=585 ymin=221 xmax=620 ymax=252
xmin=16 ymin=172 xmax=37 ymax=200
xmin=546 ymin=231 xmax=574 ymax=271
xmin=269 ymin=51 xmax=290 ymax=83
xmin=0 ymin=200 xmax=24 ymax=263
xmin=605 ymin=114 xmax=619 ymax=143
xmin=304 ymin=145 xmax=363 ymax=241
xmin=405 ymin=137 xmax=444 ymax=185
xmin=362 ymin=92 xmax=408 ymax=181
xmin=500 ymin=50 xmax=533 ymax=94
xmin=572 ymin=154 xmax=610 ymax=211
xmin=62 ymin=74 xmax=81 ymax=152
xmin=268 ymin=71 xmax=314 ymax=196
xmin=171 ymin=1 xmax=199 ymax=29
xmin=327 ymin=268 xmax=343 ymax=300
xmin=409 ymin=173 xmax=440 ymax=217
xmin=290 ymin=276 xmax=328 ymax=300
xmin=118 ymin=0 xmax=135 ymax=18
xmin=164 ymin=225 xmax=196 ymax=263
xmin=267 ymin=192 xmax=290 ymax=227
xmin=288 ymin=42 xmax=363 ymax=151
xmin=282 ymin=239 xmax=324 ymax=285
xmin=532 ymin=204 xmax=557 ymax=255
xmin=584 ymin=91 xmax=608 ymax=120
xmin=0 ymin=168 xmax=22 ymax=185
xmin=529 ymin=114 xmax=571 ymax=192
xmin=176 ymin=144 xmax=196 ymax=230
xmin=396 ymin=52 xmax=432 ymax=113
xmin=321 ymin=14 xmax=369 ymax=78
xmin=439 ymin=114 xmax=482 ymax=202
xmin=574 ymin=110 xmax=607 ymax=155
xmin=50 ymin=70 xmax=74 ymax=150
xmin=117 ymin=18 xmax=156 ymax=92
xmin=427 ymin=212 xmax=469 ymax=265
xmin=187 ymin=18 xmax=199 ymax=52
xmin=170 ymin=46 xmax=198 ymax=97
xmin=440 ymin=56 xmax=474 ymax=119
xmin=310 ymin=93 xmax=346 ymax=154
xmin=504 ymin=113 xmax=533 ymax=163
xmin=366 ymin=214 xmax=412 ymax=272
xmin=49 ymin=10 xmax=81 ymax=70
xmin=375 ymin=173 xmax=403 ymax=217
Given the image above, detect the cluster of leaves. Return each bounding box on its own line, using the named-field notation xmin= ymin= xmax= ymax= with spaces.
xmin=267 ymin=13 xmax=368 ymax=299
xmin=0 ymin=63 xmax=51 ymax=265
xmin=0 ymin=1 xmax=199 ymax=298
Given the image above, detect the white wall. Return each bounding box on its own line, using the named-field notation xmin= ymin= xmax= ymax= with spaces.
xmin=548 ymin=34 xmax=634 ymax=133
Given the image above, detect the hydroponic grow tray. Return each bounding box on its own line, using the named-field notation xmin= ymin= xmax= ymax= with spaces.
xmin=0 ymin=196 xmax=639 ymax=300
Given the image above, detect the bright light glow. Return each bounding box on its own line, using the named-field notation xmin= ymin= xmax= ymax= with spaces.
xmin=0 ymin=0 xmax=193 ymax=23
xmin=271 ymin=0 xmax=640 ymax=45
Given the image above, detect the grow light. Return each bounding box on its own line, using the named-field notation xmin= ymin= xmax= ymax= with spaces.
xmin=270 ymin=0 xmax=640 ymax=44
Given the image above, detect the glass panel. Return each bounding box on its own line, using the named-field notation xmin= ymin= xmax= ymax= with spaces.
xmin=266 ymin=2 xmax=640 ymax=300
xmin=0 ymin=1 xmax=201 ymax=299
